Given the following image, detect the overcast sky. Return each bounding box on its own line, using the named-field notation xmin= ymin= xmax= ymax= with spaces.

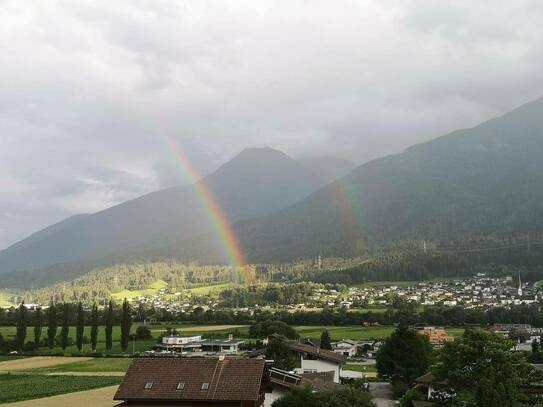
xmin=1 ymin=0 xmax=543 ymax=249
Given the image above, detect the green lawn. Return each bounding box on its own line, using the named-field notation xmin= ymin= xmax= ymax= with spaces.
xmin=0 ymin=374 xmax=122 ymax=404
xmin=294 ymin=326 xmax=395 ymax=340
xmin=344 ymin=364 xmax=377 ymax=373
xmin=32 ymin=358 xmax=133 ymax=373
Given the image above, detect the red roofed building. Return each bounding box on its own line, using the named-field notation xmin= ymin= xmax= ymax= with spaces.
xmin=114 ymin=357 xmax=268 ymax=407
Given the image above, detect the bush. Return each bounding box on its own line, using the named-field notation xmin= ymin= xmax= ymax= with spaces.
xmin=399 ymin=386 xmax=426 ymax=407
xmin=134 ymin=326 xmax=153 ymax=340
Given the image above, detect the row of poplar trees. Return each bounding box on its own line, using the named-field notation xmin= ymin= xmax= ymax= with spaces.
xmin=14 ymin=299 xmax=132 ymax=353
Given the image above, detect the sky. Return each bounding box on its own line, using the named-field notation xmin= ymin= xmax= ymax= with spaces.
xmin=1 ymin=0 xmax=543 ymax=250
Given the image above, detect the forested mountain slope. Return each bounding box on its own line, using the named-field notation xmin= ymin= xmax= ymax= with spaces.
xmin=229 ymin=96 xmax=543 ymax=261
xmin=0 ymin=148 xmax=322 ymax=274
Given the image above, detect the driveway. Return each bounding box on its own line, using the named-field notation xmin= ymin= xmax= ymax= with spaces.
xmin=370 ymin=382 xmax=397 ymax=407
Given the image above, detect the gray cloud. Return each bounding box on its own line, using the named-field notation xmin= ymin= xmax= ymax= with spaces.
xmin=1 ymin=0 xmax=543 ymax=248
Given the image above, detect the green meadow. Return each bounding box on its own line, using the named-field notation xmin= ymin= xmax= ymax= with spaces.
xmin=110 ymin=279 xmax=168 ymax=301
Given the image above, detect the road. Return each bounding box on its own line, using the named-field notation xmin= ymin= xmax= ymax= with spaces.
xmin=370 ymin=382 xmax=397 ymax=407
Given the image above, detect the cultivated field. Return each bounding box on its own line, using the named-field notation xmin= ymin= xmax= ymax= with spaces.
xmin=0 ymin=385 xmax=119 ymax=407
xmin=0 ymin=375 xmax=122 ymax=404
xmin=0 ymin=356 xmax=93 ymax=372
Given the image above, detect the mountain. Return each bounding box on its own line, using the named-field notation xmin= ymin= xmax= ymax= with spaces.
xmin=0 ymin=148 xmax=322 ymax=274
xmin=226 ymin=96 xmax=543 ymax=261
xmin=299 ymin=156 xmax=355 ymax=185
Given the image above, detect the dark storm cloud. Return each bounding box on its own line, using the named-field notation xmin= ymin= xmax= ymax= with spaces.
xmin=1 ymin=0 xmax=543 ymax=248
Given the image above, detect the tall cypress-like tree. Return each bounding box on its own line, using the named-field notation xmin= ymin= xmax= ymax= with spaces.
xmin=15 ymin=302 xmax=27 ymax=351
xmin=60 ymin=303 xmax=70 ymax=351
xmin=90 ymin=303 xmax=99 ymax=352
xmin=320 ymin=330 xmax=332 ymax=350
xmin=47 ymin=302 xmax=57 ymax=349
xmin=105 ymin=300 xmax=113 ymax=352
xmin=34 ymin=307 xmax=43 ymax=350
xmin=76 ymin=302 xmax=84 ymax=352
xmin=120 ymin=299 xmax=132 ymax=352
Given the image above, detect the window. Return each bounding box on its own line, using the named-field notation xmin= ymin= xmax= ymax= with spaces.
xmin=144 ymin=382 xmax=154 ymax=389
xmin=176 ymin=382 xmax=185 ymax=390
xmin=201 ymin=382 xmax=209 ymax=390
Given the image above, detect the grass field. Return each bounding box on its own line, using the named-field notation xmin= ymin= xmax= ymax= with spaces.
xmin=0 ymin=290 xmax=14 ymax=308
xmin=0 ymin=374 xmax=122 ymax=404
xmin=110 ymin=280 xmax=168 ymax=301
xmin=188 ymin=283 xmax=238 ymax=295
xmin=294 ymin=326 xmax=395 ymax=340
xmin=31 ymin=358 xmax=132 ymax=374
xmin=0 ymin=356 xmax=27 ymax=362
xmin=0 ymin=323 xmax=248 ymax=355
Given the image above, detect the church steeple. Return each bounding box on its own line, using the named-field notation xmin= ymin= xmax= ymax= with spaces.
xmin=517 ymin=272 xmax=523 ymax=297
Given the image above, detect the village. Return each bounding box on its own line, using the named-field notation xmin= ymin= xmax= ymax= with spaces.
xmin=112 ymin=273 xmax=541 ymax=316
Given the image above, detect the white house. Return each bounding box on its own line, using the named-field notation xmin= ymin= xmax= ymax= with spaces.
xmin=289 ymin=343 xmax=346 ymax=383
xmin=331 ymin=340 xmax=358 ymax=357
xmin=162 ymin=335 xmax=202 ymax=346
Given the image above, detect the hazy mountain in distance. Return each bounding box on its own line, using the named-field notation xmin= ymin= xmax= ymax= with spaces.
xmin=0 ymin=147 xmax=323 ymax=274
xmin=224 ymin=96 xmax=543 ymax=261
xmin=299 ymin=156 xmax=355 ymax=185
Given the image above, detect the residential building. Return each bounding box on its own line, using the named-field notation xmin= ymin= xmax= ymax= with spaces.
xmin=331 ymin=340 xmax=358 ymax=357
xmin=114 ymin=357 xmax=267 ymax=407
xmin=289 ymin=342 xmax=346 ymax=383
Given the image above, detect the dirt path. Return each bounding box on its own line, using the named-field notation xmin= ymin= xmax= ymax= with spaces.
xmin=0 ymin=356 xmax=93 ymax=371
xmin=1 ymin=385 xmax=119 ymax=407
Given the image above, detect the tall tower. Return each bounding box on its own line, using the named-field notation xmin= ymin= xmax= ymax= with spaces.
xmin=517 ymin=272 xmax=523 ymax=297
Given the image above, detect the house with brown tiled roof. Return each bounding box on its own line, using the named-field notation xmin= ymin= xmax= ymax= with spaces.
xmin=114 ymin=357 xmax=268 ymax=407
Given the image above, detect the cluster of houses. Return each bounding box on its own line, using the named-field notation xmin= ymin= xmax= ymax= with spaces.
xmin=341 ymin=273 xmax=539 ymax=309
xmin=127 ymin=272 xmax=540 ymax=315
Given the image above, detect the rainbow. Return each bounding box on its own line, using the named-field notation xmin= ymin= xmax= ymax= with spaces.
xmin=166 ymin=139 xmax=255 ymax=285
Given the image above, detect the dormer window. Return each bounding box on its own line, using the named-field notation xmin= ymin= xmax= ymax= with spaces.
xmin=201 ymin=382 xmax=209 ymax=390
xmin=144 ymin=381 xmax=154 ymax=389
xmin=177 ymin=382 xmax=185 ymax=390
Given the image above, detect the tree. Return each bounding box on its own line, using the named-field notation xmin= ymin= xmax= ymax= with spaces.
xmin=60 ymin=303 xmax=70 ymax=350
xmin=46 ymin=302 xmax=57 ymax=349
xmin=530 ymin=339 xmax=543 ymax=363
xmin=265 ymin=335 xmax=297 ymax=370
xmin=272 ymin=387 xmax=320 ymax=407
xmin=433 ymin=329 xmax=541 ymax=407
xmin=273 ymin=384 xmax=376 ymax=407
xmin=249 ymin=320 xmax=299 ymax=340
xmin=376 ymin=326 xmax=433 ymax=385
xmin=120 ymin=299 xmax=132 ymax=352
xmin=15 ymin=302 xmax=27 ymax=351
xmin=76 ymin=302 xmax=84 ymax=352
xmin=34 ymin=307 xmax=43 ymax=350
xmin=90 ymin=303 xmax=99 ymax=352
xmin=134 ymin=325 xmax=152 ymax=340
xmin=104 ymin=300 xmax=113 ymax=352
xmin=320 ymin=330 xmax=332 ymax=350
